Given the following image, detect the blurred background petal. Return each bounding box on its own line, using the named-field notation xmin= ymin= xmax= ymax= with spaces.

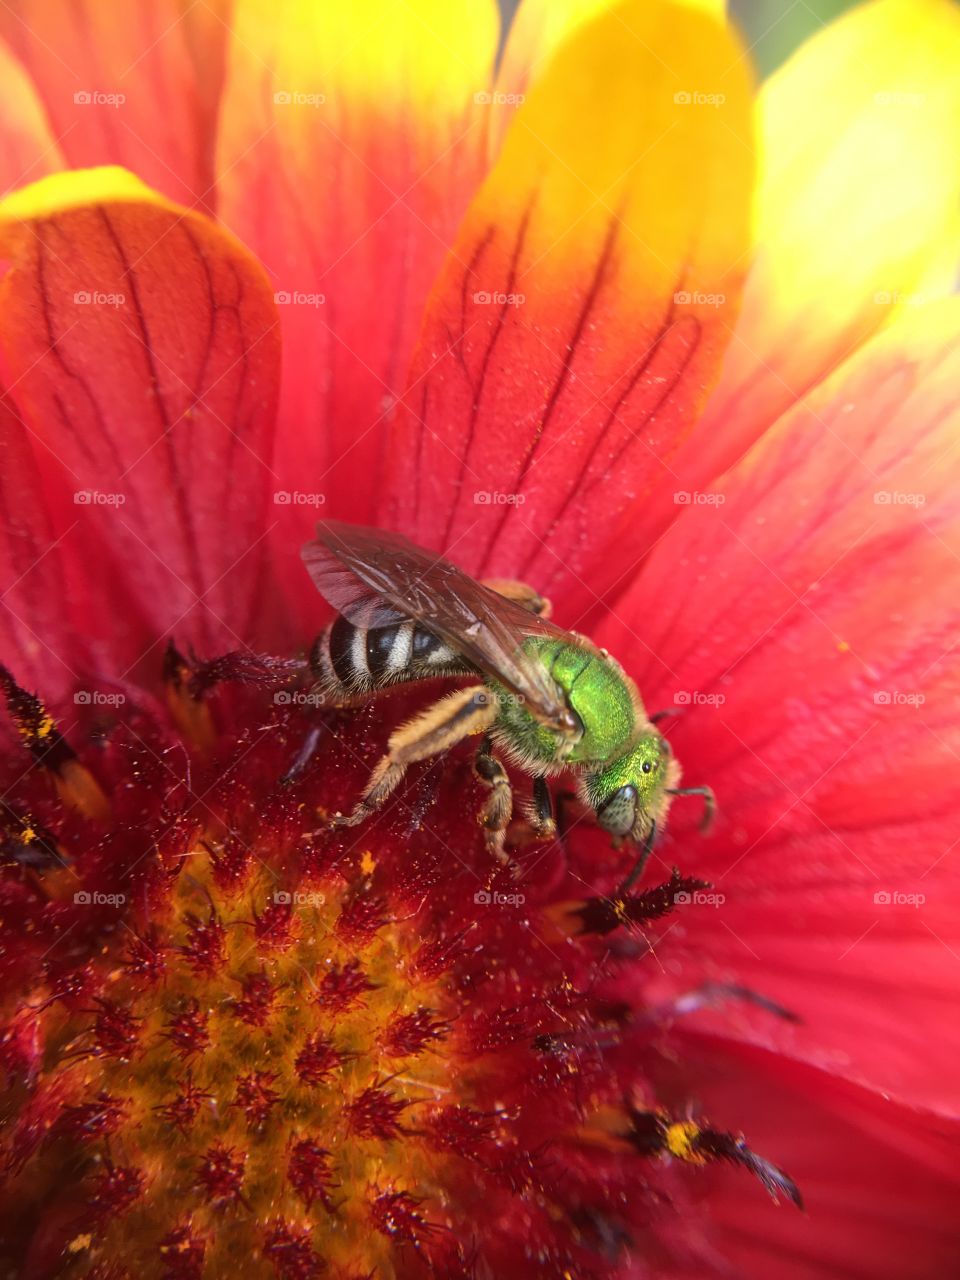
xmin=216 ymin=0 xmax=500 ymax=617
xmin=0 ymin=0 xmax=229 ymax=212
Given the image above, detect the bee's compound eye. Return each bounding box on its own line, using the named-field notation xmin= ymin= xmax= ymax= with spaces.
xmin=597 ymin=785 xmax=638 ymax=837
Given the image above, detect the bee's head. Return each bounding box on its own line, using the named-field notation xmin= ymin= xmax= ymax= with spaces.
xmin=583 ymin=732 xmax=681 ymax=842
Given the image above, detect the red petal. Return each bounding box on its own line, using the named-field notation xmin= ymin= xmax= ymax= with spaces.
xmin=643 ymin=873 xmax=960 ymax=1114
xmin=599 ymin=301 xmax=960 ymax=1107
xmin=0 ymin=169 xmax=282 ymax=685
xmin=649 ymin=1035 xmax=960 ymax=1279
xmin=0 ymin=400 xmax=77 ymax=694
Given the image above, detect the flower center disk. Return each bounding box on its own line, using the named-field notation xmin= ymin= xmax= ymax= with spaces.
xmin=0 ymin=668 xmax=800 ymax=1279
xmin=14 ymin=842 xmax=471 ymax=1277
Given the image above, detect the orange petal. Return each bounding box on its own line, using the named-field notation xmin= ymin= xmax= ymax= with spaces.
xmin=385 ymin=0 xmax=753 ymax=610
xmin=490 ymin=0 xmax=726 ymax=162
xmin=216 ymin=0 xmax=500 ymax=620
xmin=0 ymin=1 xmax=229 ymax=212
xmin=0 ymin=168 xmax=281 ymax=681
xmin=686 ymin=0 xmax=960 ymax=488
xmin=498 ymin=0 xmax=724 ymax=105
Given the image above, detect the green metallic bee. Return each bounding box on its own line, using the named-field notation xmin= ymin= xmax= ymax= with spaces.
xmin=302 ymin=521 xmax=712 ymax=883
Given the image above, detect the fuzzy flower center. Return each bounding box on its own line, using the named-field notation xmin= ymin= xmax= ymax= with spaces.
xmin=24 ymin=845 xmax=481 ymax=1277
xmin=0 ymin=660 xmax=800 ymax=1278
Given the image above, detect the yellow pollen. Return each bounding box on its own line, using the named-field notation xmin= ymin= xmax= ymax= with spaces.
xmin=664 ymin=1120 xmax=706 ymax=1163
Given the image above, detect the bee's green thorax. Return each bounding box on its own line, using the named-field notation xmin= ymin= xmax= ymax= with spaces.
xmin=491 ymin=637 xmax=637 ymax=766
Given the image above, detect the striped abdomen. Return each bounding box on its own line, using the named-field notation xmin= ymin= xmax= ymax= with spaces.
xmin=311 ymin=613 xmax=472 ymax=699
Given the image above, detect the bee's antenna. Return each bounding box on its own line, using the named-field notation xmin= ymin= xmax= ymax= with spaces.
xmin=667 ymin=785 xmax=715 ymax=833
xmin=649 ymin=708 xmax=682 ymax=726
xmin=616 ymin=822 xmax=657 ymax=896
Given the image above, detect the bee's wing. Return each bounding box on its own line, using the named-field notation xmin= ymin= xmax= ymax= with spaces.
xmin=301 ymin=521 xmax=578 ymax=733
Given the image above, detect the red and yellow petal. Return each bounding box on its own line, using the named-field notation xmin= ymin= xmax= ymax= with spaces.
xmin=0 ymin=1 xmax=229 ymax=212
xmin=649 ymin=1036 xmax=960 ymax=1279
xmin=216 ymin=0 xmax=500 ymax=620
xmin=384 ymin=0 xmax=753 ymax=617
xmin=685 ymin=0 xmax=960 ymax=490
xmin=600 ymin=299 xmax=960 ymax=1108
xmin=0 ymin=168 xmax=281 ymax=688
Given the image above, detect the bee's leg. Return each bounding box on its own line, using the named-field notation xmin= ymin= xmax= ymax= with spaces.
xmin=653 ymin=981 xmax=799 ymax=1025
xmin=537 ymin=788 xmax=585 ymax=866
xmin=519 ymin=774 xmax=556 ymax=840
xmin=554 ymin=788 xmax=583 ymax=840
xmin=481 ymin=578 xmax=552 ymax=619
xmin=332 ymin=685 xmax=497 ymax=829
xmin=474 ymin=738 xmax=516 ymax=870
xmin=280 ymin=723 xmax=325 ymax=785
